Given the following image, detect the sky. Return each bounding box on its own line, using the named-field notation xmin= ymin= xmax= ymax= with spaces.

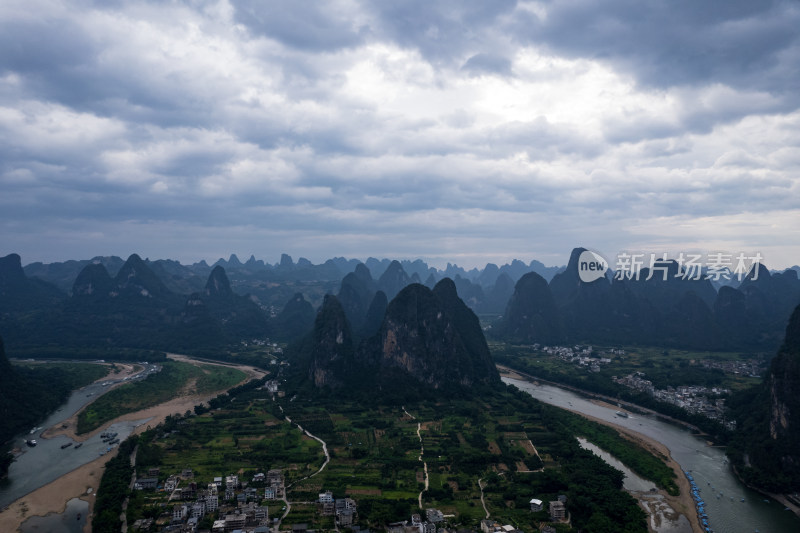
xmin=1 ymin=0 xmax=799 ymax=270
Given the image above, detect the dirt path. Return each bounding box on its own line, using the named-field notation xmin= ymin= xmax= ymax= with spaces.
xmin=408 ymin=411 xmax=429 ymax=509
xmin=0 ymin=354 xmax=266 ymax=533
xmin=276 ymin=407 xmax=330 ymax=531
xmin=478 ymin=478 xmax=490 ymax=519
xmin=283 ymin=415 xmax=330 ymax=484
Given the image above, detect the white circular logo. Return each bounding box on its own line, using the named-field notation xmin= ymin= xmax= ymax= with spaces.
xmin=578 ymin=250 xmax=608 ymax=283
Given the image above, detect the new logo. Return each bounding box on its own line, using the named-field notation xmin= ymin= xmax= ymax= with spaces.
xmin=578 ymin=250 xmax=608 ymax=283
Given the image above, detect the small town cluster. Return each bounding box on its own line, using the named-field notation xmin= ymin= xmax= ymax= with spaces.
xmin=536 ymin=345 xmax=620 ymax=373
xmin=129 ymin=463 xmax=572 ymax=533
xmin=132 ymin=468 xmax=286 ymax=532
xmin=699 ymin=358 xmax=764 ymax=378
xmin=613 ymin=372 xmax=736 ymax=429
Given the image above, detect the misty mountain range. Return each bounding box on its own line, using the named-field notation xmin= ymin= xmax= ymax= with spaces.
xmin=2 ymin=249 xmax=800 ymax=354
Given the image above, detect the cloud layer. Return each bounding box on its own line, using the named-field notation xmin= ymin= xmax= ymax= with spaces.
xmin=1 ymin=0 xmax=798 ymax=268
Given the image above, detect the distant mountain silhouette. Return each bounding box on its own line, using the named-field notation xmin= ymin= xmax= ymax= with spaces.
xmin=6 ymin=250 xmax=799 ymax=354
xmin=273 ymin=293 xmax=315 ymax=342
xmin=360 ymin=290 xmax=388 ymax=338
xmin=0 ymin=253 xmax=65 ymax=313
xmin=484 ymin=273 xmax=515 ymax=314
xmin=17 ymin=253 xmax=570 ymax=318
xmin=192 ymin=266 xmax=271 ymax=340
xmin=337 ymin=263 xmax=378 ymax=334
xmin=377 ymin=260 xmax=412 ymax=300
xmin=495 ymin=248 xmax=800 ymax=350
xmin=24 ymin=256 xmax=125 ymax=292
xmin=494 ymin=272 xmax=564 ymax=344
xmin=205 ymin=265 xmax=233 ymax=297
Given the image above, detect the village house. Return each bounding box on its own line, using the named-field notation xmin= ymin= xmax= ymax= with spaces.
xmin=549 ymin=500 xmax=566 ymax=521
xmin=165 ymin=475 xmax=179 ymax=493
xmin=425 ymin=508 xmax=444 ymax=523
xmin=223 ymin=512 xmax=246 ymax=531
xmin=134 ymin=477 xmax=158 ymax=490
xmin=480 ymin=519 xmax=500 ymax=533
xmin=205 ymin=483 xmax=219 ymax=512
xmin=181 ymin=482 xmax=197 ymax=500
xmin=173 ymin=504 xmax=188 ymax=521
xmin=185 ymin=516 xmax=199 ymax=532
xmin=335 ymin=497 xmax=357 ymax=526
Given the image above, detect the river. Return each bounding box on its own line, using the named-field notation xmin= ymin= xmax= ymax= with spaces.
xmin=503 ymin=377 xmax=800 ymax=533
xmin=0 ymin=364 xmax=159 ymax=510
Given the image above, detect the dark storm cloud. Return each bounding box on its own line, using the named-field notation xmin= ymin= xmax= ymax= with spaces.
xmin=232 ymin=0 xmax=365 ymax=51
xmin=518 ymin=0 xmax=800 ymax=96
xmin=365 ymin=0 xmax=517 ymax=64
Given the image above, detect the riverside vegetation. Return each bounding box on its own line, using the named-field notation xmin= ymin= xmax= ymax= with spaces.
xmin=76 ymin=360 xmax=245 ymax=434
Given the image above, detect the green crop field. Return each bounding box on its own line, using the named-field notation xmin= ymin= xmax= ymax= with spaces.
xmin=120 ymin=378 xmax=661 ymax=532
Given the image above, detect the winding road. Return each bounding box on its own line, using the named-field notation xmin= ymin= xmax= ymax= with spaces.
xmin=275 ymin=405 xmax=332 ymax=530
xmin=404 ymin=407 xmax=429 ymax=509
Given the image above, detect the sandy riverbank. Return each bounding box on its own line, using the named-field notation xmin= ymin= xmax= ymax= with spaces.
xmin=0 ymin=452 xmax=109 ymax=533
xmin=498 ymin=367 xmax=703 ymax=533
xmin=0 ymin=354 xmax=266 ymax=533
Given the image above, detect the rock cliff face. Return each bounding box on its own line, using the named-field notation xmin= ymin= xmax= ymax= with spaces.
xmin=0 ymin=335 xmax=10 ymax=374
xmin=729 ymin=302 xmax=800 ymax=492
xmin=303 ymin=279 xmax=499 ymax=391
xmin=766 ymin=305 xmax=800 ymax=443
xmin=307 ymin=295 xmax=355 ymax=388
xmin=371 ymin=280 xmax=498 ymax=388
